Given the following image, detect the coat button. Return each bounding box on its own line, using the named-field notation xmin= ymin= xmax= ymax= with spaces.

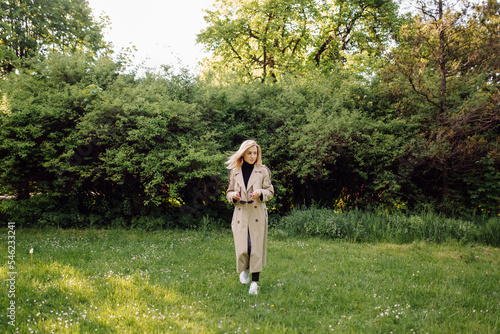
xmin=238 ymin=221 xmax=240 ymax=224
xmin=254 ymin=206 xmax=257 ymax=208
xmin=239 ymin=208 xmax=241 ymax=210
xmin=255 ymin=219 xmax=258 ymax=222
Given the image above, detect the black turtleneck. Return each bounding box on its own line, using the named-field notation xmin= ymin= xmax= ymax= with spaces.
xmin=242 ymin=161 xmax=254 ymax=189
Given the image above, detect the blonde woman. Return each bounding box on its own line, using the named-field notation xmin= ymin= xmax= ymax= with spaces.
xmin=226 ymin=140 xmax=274 ymax=295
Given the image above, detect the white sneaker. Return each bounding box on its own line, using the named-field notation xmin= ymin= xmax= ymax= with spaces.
xmin=239 ymin=270 xmax=250 ymax=285
xmin=249 ymin=282 xmax=258 ymax=295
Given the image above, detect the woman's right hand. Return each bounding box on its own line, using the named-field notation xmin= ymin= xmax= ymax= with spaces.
xmin=232 ymin=192 xmax=241 ymax=201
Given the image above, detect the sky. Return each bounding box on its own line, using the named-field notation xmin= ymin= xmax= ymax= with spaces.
xmin=87 ymin=0 xmax=216 ymax=73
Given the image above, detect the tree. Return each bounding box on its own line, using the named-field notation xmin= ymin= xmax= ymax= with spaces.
xmin=389 ymin=0 xmax=500 ymax=212
xmin=311 ymin=0 xmax=400 ymax=66
xmin=0 ymin=0 xmax=107 ymax=73
xmin=198 ymin=0 xmax=317 ymax=83
xmin=197 ymin=0 xmax=401 ymax=82
xmin=393 ymin=0 xmax=499 ymax=113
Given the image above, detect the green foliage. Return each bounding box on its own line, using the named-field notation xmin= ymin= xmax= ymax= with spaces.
xmin=1 ymin=196 xmax=58 ymax=227
xmin=387 ymin=0 xmax=500 ymax=214
xmin=0 ymin=54 xmax=227 ymax=227
xmin=197 ymin=0 xmax=401 ymax=82
xmin=1 ymin=1 xmax=499 ymax=227
xmin=75 ymin=71 xmax=225 ymax=204
xmin=464 ymin=155 xmax=500 ymax=214
xmin=1 ymin=49 xmax=498 ymax=226
xmin=195 ymin=67 xmax=423 ymax=212
xmin=0 ymin=0 xmax=108 ymax=73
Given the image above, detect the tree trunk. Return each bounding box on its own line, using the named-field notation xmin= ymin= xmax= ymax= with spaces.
xmin=438 ymin=0 xmax=447 ymax=113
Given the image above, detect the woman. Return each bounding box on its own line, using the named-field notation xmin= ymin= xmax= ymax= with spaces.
xmin=226 ymin=140 xmax=274 ymax=295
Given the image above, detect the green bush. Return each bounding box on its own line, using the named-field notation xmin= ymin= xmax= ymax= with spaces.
xmin=0 ymin=196 xmax=60 ymax=227
xmin=1 ymin=52 xmax=498 ymax=228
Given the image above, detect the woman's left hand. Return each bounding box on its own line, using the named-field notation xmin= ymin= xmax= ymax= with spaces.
xmin=250 ymin=189 xmax=262 ymax=200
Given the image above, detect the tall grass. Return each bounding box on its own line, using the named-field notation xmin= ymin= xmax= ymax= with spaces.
xmin=271 ymin=207 xmax=500 ymax=245
xmin=1 ymin=227 xmax=499 ymax=333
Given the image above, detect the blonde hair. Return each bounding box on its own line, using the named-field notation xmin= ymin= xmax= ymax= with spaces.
xmin=225 ymin=140 xmax=263 ymax=170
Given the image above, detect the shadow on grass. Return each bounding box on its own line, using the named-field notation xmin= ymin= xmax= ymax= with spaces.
xmin=1 ymin=258 xmax=210 ymax=333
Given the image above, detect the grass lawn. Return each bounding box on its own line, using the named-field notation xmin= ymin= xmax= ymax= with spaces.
xmin=1 ymin=228 xmax=498 ymax=333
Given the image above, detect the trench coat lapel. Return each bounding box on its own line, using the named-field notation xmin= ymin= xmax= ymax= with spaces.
xmin=234 ymin=168 xmax=245 ymax=191
xmin=247 ymin=165 xmax=263 ymax=191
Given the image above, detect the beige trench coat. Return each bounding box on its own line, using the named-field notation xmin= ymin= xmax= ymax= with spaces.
xmin=226 ymin=165 xmax=274 ymax=273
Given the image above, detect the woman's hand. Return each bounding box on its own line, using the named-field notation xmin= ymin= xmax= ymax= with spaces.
xmin=232 ymin=192 xmax=241 ymax=201
xmin=250 ymin=189 xmax=262 ymax=200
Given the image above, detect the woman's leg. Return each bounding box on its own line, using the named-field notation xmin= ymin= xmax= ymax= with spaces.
xmin=247 ymin=228 xmax=251 ymax=256
xmin=247 ymin=230 xmax=260 ymax=294
xmin=246 ymin=228 xmax=251 ymax=269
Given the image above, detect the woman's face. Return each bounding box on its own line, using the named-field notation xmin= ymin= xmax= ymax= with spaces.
xmin=243 ymin=146 xmax=258 ymax=165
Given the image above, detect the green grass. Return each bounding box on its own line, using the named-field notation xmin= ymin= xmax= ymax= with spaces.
xmin=1 ymin=228 xmax=499 ymax=333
